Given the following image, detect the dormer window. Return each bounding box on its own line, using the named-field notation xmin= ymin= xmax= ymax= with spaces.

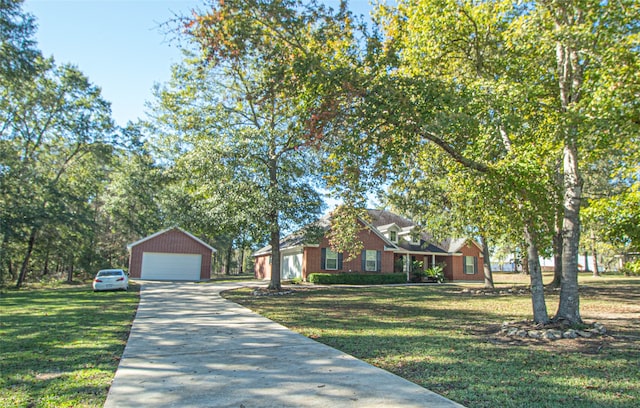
xmin=389 ymin=231 xmax=397 ymax=242
xmin=411 ymin=234 xmax=420 ymax=245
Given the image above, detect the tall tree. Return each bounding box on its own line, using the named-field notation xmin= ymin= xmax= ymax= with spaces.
xmin=1 ymin=61 xmax=113 ymax=288
xmin=538 ymin=0 xmax=639 ymax=323
xmin=150 ymin=0 xmax=356 ymax=289
xmin=299 ymin=0 xmax=639 ymax=324
xmin=0 ymin=0 xmax=39 ymax=83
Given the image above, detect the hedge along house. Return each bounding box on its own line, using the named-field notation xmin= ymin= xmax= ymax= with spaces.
xmin=128 ymin=227 xmax=217 ymax=281
xmin=253 ymin=209 xmax=484 ymax=282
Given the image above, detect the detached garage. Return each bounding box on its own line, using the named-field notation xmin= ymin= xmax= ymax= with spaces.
xmin=127 ymin=227 xmax=216 ymax=281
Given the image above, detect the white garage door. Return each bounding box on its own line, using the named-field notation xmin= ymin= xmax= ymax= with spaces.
xmin=141 ymin=252 xmax=202 ymax=281
xmin=282 ymin=253 xmax=302 ymax=280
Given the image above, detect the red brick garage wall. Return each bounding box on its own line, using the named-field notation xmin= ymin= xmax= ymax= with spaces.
xmin=254 ymin=254 xmax=271 ymax=280
xmin=128 ymin=229 xmax=213 ymax=280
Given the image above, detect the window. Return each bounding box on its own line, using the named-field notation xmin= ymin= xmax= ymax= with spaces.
xmin=322 ymin=248 xmax=342 ymax=270
xmin=325 ymin=249 xmax=338 ymax=270
xmin=389 ymin=231 xmax=397 ymax=242
xmin=365 ymin=250 xmax=378 ymax=272
xmin=410 ymin=233 xmax=420 ymax=245
xmin=464 ymin=256 xmax=477 ymax=274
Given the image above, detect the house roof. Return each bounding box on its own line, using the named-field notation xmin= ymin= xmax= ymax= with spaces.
xmin=252 ymin=216 xmax=332 ymax=256
xmin=253 ymin=209 xmax=480 ymax=257
xmin=127 ymin=227 xmax=217 ymax=252
xmin=439 ymin=237 xmax=483 ymax=253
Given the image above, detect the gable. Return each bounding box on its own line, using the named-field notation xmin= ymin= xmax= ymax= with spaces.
xmin=127 ymin=227 xmax=216 ymax=253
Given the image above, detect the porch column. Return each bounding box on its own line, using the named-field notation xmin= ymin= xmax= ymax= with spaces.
xmin=405 ymin=254 xmax=411 ymax=282
xmin=432 ymin=254 xmax=435 ymax=267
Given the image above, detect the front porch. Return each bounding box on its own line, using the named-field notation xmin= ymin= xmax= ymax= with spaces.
xmin=394 ymin=252 xmax=449 ymax=282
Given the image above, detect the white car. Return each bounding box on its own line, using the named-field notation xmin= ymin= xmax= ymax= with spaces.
xmin=93 ymin=269 xmax=129 ymax=291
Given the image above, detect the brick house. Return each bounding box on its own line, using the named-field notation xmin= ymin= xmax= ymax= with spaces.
xmin=253 ymin=209 xmax=484 ymax=282
xmin=128 ymin=227 xmax=216 ymax=281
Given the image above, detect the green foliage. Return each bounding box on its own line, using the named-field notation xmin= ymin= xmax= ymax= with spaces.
xmin=307 ymin=272 xmax=406 ymax=285
xmin=326 ymin=205 xmax=368 ymax=260
xmin=0 ymin=284 xmax=140 ymax=407
xmin=424 ymin=264 xmax=445 ymax=283
xmin=620 ymin=260 xmax=640 ymax=277
xmin=1 ymin=57 xmax=115 ymax=286
xmin=0 ymin=0 xmax=40 ymax=82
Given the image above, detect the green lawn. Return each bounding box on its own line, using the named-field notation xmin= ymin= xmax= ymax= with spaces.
xmin=224 ymin=273 xmax=640 ymax=408
xmin=2 ymin=274 xmax=637 ymax=408
xmin=0 ymin=283 xmax=140 ymax=408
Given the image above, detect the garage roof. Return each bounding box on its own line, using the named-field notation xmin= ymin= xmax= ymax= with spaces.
xmin=127 ymin=227 xmax=217 ymax=252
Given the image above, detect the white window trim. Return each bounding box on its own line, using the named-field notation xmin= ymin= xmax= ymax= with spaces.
xmin=464 ymin=256 xmax=476 ymax=274
xmin=365 ymin=250 xmax=377 ymax=272
xmin=325 ymin=249 xmax=338 ymax=270
xmin=389 ymin=231 xmax=398 ymax=243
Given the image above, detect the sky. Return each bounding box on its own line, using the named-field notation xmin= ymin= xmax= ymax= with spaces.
xmin=23 ymin=0 xmax=375 ymax=128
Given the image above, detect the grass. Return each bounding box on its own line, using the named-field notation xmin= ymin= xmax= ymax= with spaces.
xmin=0 ymin=282 xmax=140 ymax=408
xmin=205 ymin=272 xmax=257 ymax=283
xmin=223 ymin=272 xmax=640 ymax=408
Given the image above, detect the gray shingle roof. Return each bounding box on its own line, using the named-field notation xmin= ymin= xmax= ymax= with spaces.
xmin=253 ymin=209 xmax=480 ymax=256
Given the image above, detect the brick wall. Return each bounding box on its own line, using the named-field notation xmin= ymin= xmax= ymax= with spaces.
xmin=254 ymin=254 xmax=271 ymax=280
xmin=444 ymin=243 xmax=484 ymax=282
xmin=303 ymin=227 xmax=394 ymax=279
xmin=128 ymin=229 xmax=213 ymax=280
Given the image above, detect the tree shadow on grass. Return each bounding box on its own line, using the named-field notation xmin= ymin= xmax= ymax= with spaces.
xmin=0 ymin=285 xmax=140 ymax=406
xmin=227 ymin=284 xmax=640 ymax=408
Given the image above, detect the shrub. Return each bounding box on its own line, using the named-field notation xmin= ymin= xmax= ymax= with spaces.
xmin=307 ymin=273 xmax=407 ymax=285
xmin=425 ymin=265 xmax=445 ymax=283
xmin=621 ymin=260 xmax=640 ymax=276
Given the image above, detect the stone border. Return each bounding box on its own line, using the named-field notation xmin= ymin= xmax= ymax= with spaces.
xmin=252 ymin=288 xmax=293 ymax=297
xmin=500 ymin=321 xmax=607 ymax=340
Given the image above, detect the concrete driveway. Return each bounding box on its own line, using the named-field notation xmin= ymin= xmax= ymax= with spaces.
xmin=104 ymin=281 xmax=463 ymax=408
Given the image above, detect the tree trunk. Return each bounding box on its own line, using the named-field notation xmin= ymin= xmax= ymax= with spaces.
xmin=16 ymin=228 xmax=37 ymax=289
xmin=522 ymin=253 xmax=529 ymax=275
xmin=480 ymin=235 xmax=494 ymax=289
xmin=66 ymin=263 xmax=73 ymax=283
xmin=592 ymin=235 xmax=599 ymax=277
xmin=555 ymin=143 xmax=583 ymax=324
xmin=548 ymin=228 xmax=563 ymax=288
xmin=583 ymin=251 xmax=589 ymax=272
xmin=225 ymin=241 xmax=233 ymax=275
xmin=550 ymin=1 xmax=584 ymax=325
xmin=43 ymin=252 xmax=50 ymax=276
xmin=267 ymin=157 xmax=282 ymax=291
xmin=0 ymin=232 xmax=8 ymax=286
xmin=524 ymin=224 xmax=550 ymax=324
xmin=238 ymin=246 xmax=245 ymax=274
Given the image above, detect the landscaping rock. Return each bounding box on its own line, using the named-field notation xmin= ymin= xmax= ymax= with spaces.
xmin=499 ymin=321 xmax=606 ymax=342
xmin=528 ymin=330 xmax=543 ymax=339
xmin=543 ymin=330 xmax=563 ymax=340
xmin=252 ymin=289 xmax=293 ymax=297
xmin=594 ymin=323 xmax=607 ymax=334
